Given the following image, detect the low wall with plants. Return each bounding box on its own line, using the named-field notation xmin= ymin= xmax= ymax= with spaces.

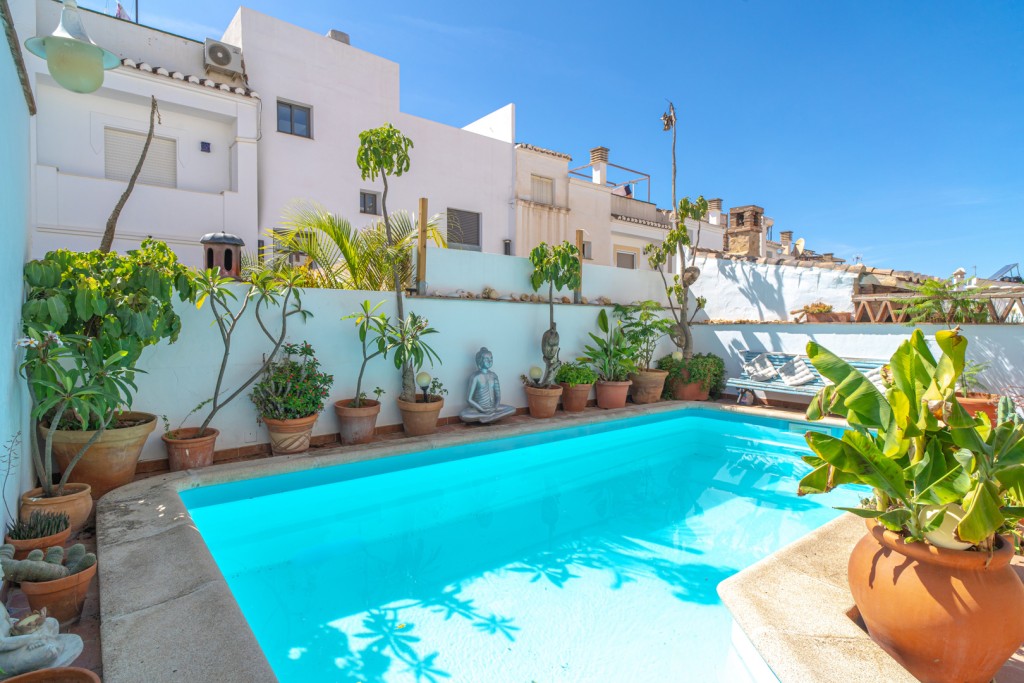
xmin=131 ymin=288 xmax=679 ymax=462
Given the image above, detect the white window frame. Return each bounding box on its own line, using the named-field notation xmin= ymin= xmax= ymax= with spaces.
xmin=360 ymin=190 xmax=380 ymax=215
xmin=615 ymin=248 xmax=638 ymax=270
xmin=276 ymin=99 xmax=313 ymax=139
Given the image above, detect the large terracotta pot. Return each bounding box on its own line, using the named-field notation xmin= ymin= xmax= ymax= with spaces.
xmin=5 ymin=527 xmax=72 ymax=560
xmin=262 ymin=413 xmax=318 ymax=455
xmin=559 ymin=382 xmax=592 ymax=413
xmin=667 ymin=375 xmax=711 ymax=401
xmin=20 ymin=485 xmax=92 ymax=536
xmin=43 ymin=411 xmax=156 ymax=499
xmin=848 ymin=520 xmax=1024 ymax=683
xmin=396 ymin=397 xmax=444 ymax=437
xmin=161 ymin=428 xmax=219 ymax=471
xmin=334 ymin=399 xmax=381 ymax=445
xmin=958 ymin=393 xmax=999 ymax=423
xmin=595 ymin=380 xmax=631 ymax=409
xmin=5 ymin=668 xmax=101 ymax=683
xmin=524 ymin=385 xmax=562 ymax=419
xmin=21 ymin=562 xmax=97 ymax=627
xmin=628 ymin=369 xmax=668 ymax=404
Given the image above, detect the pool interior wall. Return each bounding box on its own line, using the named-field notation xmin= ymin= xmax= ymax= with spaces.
xmin=183 ymin=408 xmax=858 ymax=682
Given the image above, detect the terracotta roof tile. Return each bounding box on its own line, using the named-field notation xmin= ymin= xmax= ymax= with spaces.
xmin=515 ymin=143 xmax=572 ymax=161
xmin=119 ymin=58 xmax=259 ymax=99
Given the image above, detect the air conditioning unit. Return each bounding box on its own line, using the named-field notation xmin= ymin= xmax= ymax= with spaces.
xmin=204 ymin=39 xmax=242 ymax=76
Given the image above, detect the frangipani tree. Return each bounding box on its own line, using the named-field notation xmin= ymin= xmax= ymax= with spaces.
xmin=527 ymin=241 xmax=581 ymax=387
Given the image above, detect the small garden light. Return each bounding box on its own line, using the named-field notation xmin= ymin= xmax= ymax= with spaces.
xmin=416 ymin=371 xmax=432 ymax=402
xmin=25 ymin=0 xmax=120 ymax=94
xmin=672 ymin=351 xmax=683 ymax=361
xmin=528 ymin=366 xmax=543 ymax=382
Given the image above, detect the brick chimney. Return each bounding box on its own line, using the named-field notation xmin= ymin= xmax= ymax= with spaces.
xmin=780 ymin=230 xmax=793 ymax=253
xmin=724 ymin=205 xmax=765 ymax=257
xmin=590 ymin=146 xmax=609 ymax=186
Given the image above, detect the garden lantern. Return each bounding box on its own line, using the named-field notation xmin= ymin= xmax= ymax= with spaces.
xmin=25 ymin=0 xmax=119 ymax=94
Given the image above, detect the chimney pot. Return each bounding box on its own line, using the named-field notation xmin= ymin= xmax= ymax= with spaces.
xmin=589 ymin=147 xmax=609 ymax=186
xmin=707 ymin=198 xmax=723 ymax=212
xmin=589 ymin=146 xmax=609 ymax=164
xmin=327 ymin=29 xmax=350 ymax=44
xmin=780 ymin=230 xmax=793 ymax=246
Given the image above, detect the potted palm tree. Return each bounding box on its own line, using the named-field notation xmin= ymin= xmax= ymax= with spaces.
xmin=579 ymin=309 xmax=636 ymax=409
xmin=161 ymin=269 xmax=308 ymax=470
xmin=615 ymin=301 xmax=673 ymax=404
xmin=250 ymin=341 xmax=333 ymax=455
xmin=336 ymin=300 xmax=393 ymax=445
xmin=798 ymin=328 xmax=1024 ymax=682
xmin=22 ymin=240 xmax=195 ymax=499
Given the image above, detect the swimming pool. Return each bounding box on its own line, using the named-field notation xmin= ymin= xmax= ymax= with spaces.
xmin=182 ymin=408 xmax=859 ymax=682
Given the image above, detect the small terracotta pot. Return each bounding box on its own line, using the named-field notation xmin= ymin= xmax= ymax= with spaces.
xmin=667 ymin=374 xmax=711 ymax=401
xmin=595 ymin=380 xmax=631 ymax=409
xmin=559 ymin=383 xmax=592 ymax=413
xmin=958 ymin=393 xmax=999 ymax=423
xmin=43 ymin=411 xmax=156 ymax=499
xmin=335 ymin=399 xmax=381 ymax=445
xmin=396 ymin=397 xmax=444 ymax=437
xmin=4 ymin=528 xmax=72 ymax=560
xmin=262 ymin=413 xmax=318 ymax=455
xmin=19 ymin=484 xmax=93 ymax=536
xmin=524 ymin=385 xmax=562 ymax=419
xmin=161 ymin=428 xmax=219 ymax=471
xmin=5 ymin=668 xmax=101 ymax=683
xmin=21 ymin=562 xmax=97 ymax=627
xmin=628 ymin=369 xmax=668 ymax=404
xmin=805 ymin=311 xmax=852 ymax=323
xmin=849 ymin=520 xmax=1024 ymax=683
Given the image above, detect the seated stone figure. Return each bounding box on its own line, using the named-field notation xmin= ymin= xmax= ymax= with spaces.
xmin=0 ymin=600 xmax=83 ymax=677
xmin=459 ymin=347 xmax=516 ymax=424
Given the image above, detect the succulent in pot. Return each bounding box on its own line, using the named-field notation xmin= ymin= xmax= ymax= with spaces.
xmin=1 ymin=544 xmax=97 ymax=626
xmin=21 ymin=240 xmax=194 ymax=500
xmin=579 ymin=309 xmax=636 ymax=410
xmin=336 ymin=301 xmax=394 ymax=445
xmin=161 ymin=269 xmax=309 ymax=471
xmin=555 ymin=362 xmax=597 ymax=413
xmin=250 ymin=341 xmax=333 ymax=455
xmin=657 ymin=352 xmax=725 ymax=401
xmin=615 ymin=301 xmax=673 ymax=404
xmin=5 ymin=512 xmax=71 ymax=561
xmin=801 ymin=301 xmax=850 ymax=323
xmin=798 ymin=327 xmax=1024 ymax=682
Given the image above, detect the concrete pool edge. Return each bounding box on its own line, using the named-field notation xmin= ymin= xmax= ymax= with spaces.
xmin=96 ymin=400 xmax=842 ymax=682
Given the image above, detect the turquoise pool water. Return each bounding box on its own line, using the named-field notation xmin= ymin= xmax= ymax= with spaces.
xmin=182 ymin=408 xmax=859 ymax=682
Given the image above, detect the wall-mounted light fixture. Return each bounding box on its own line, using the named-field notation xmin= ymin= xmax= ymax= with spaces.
xmin=503 ymin=239 xmax=512 ymax=256
xmin=25 ymin=0 xmax=119 ymax=94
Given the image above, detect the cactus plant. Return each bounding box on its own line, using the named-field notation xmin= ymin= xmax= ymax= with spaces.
xmin=998 ymin=396 xmax=1023 ymax=426
xmin=6 ymin=511 xmax=69 ymax=541
xmin=0 ymin=543 xmax=95 ymax=583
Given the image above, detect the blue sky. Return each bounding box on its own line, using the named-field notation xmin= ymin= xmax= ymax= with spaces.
xmin=83 ymin=0 xmax=1023 ymax=277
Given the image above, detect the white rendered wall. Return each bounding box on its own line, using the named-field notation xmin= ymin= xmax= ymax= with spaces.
xmin=692 ymin=254 xmax=858 ymax=322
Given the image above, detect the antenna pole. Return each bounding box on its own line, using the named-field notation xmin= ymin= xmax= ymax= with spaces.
xmin=135 ymin=0 xmax=139 ymax=23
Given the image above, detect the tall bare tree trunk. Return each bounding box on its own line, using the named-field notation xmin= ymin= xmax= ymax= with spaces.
xmin=101 ymin=96 xmax=159 ymax=252
xmin=381 ymin=175 xmax=416 ymax=401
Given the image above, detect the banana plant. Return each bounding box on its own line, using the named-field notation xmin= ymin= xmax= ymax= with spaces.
xmin=798 ymin=327 xmax=1024 ymax=551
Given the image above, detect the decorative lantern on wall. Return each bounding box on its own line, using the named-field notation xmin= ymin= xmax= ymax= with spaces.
xmin=200 ymin=232 xmax=244 ymax=280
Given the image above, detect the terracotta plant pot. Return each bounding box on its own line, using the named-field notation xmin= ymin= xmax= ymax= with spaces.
xmin=559 ymin=383 xmax=592 ymax=413
xmin=805 ymin=311 xmax=852 ymax=323
xmin=628 ymin=369 xmax=668 ymax=404
xmin=43 ymin=411 xmax=156 ymax=499
xmin=21 ymin=562 xmax=97 ymax=627
xmin=334 ymin=399 xmax=381 ymax=445
xmin=19 ymin=484 xmax=93 ymax=536
xmin=4 ymin=528 xmax=72 ymax=560
xmin=595 ymin=380 xmax=631 ymax=409
xmin=848 ymin=520 xmax=1024 ymax=683
xmin=161 ymin=428 xmax=219 ymax=471
xmin=262 ymin=413 xmax=318 ymax=455
xmin=958 ymin=393 xmax=999 ymax=423
xmin=524 ymin=385 xmax=562 ymax=419
xmin=5 ymin=668 xmax=101 ymax=683
xmin=666 ymin=375 xmax=711 ymax=401
xmin=396 ymin=397 xmax=444 ymax=437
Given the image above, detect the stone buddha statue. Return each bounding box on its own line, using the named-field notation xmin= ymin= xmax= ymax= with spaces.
xmin=0 ymin=601 xmax=83 ymax=677
xmin=459 ymin=347 xmax=516 ymax=424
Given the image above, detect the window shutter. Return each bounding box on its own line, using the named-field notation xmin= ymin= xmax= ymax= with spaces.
xmin=616 ymin=251 xmax=636 ymax=269
xmin=531 ymin=175 xmax=554 ymax=205
xmin=447 ymin=208 xmax=481 ymax=250
xmin=104 ymin=128 xmax=177 ymax=188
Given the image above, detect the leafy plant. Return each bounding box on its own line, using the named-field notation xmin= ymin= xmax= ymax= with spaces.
xmin=904 ymin=278 xmax=989 ymax=326
xmin=342 ymin=301 xmax=394 ymax=408
xmin=555 ymin=362 xmax=598 ymax=387
xmin=579 ymin=309 xmax=637 ymax=382
xmin=185 ymin=269 xmax=310 ymax=437
xmin=386 ymin=313 xmax=441 ymax=384
xmin=614 ymin=301 xmax=673 ymax=371
xmin=644 ymin=196 xmax=709 ymax=359
xmin=250 ymin=342 xmax=334 ymax=421
xmin=161 ymin=399 xmax=212 ymax=439
xmin=428 ymin=378 xmax=447 ymax=400
xmin=958 ymin=359 xmax=989 ymax=397
xmin=6 ymin=511 xmax=69 ymax=541
xmin=656 ymin=352 xmax=725 ymax=397
xmin=357 ymin=123 xmax=420 ymax=401
xmin=797 ymin=327 xmax=1024 ymax=552
xmin=527 ymin=242 xmax=582 ymax=387
xmin=803 ymin=301 xmax=834 ymax=314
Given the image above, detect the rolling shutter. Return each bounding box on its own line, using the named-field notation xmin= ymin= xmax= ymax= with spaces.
xmin=447 ymin=208 xmax=481 ymax=250
xmin=616 ymin=251 xmax=637 ymax=269
xmin=531 ymin=175 xmax=554 ymax=205
xmin=104 ymin=127 xmax=178 ymax=188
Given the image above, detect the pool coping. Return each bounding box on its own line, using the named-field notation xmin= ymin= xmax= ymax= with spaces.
xmin=96 ymin=400 xmax=843 ymax=682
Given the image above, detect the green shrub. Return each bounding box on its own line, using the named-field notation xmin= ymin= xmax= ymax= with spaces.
xmin=555 ymin=362 xmax=598 ymax=387
xmin=251 ymin=341 xmax=334 ymax=420
xmin=657 ymin=352 xmax=726 ymax=397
